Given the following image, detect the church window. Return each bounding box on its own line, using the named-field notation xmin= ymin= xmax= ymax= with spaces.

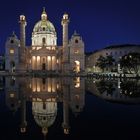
xmin=43 ymin=27 xmax=45 ymax=31
xmin=42 ymin=38 xmax=46 ymax=44
xmin=52 ymin=47 xmax=55 ymax=50
xmin=74 ymin=49 xmax=79 ymax=54
xmin=10 ymin=49 xmax=14 ymax=54
xmin=10 ymin=93 xmax=15 ymax=98
xmin=75 ymin=39 xmax=78 ymax=43
xmin=10 ymin=40 xmax=14 ymax=44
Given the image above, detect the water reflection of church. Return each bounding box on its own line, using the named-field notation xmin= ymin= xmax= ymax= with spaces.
xmin=5 ymin=77 xmax=85 ymax=136
xmin=5 ymin=76 xmax=140 ymax=138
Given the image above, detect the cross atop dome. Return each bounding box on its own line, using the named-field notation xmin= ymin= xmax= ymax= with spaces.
xmin=41 ymin=7 xmax=47 ymax=21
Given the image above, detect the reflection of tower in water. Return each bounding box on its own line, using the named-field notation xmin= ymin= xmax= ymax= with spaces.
xmin=5 ymin=76 xmax=20 ymax=113
xmin=62 ymin=77 xmax=85 ymax=134
xmin=5 ymin=77 xmax=29 ymax=133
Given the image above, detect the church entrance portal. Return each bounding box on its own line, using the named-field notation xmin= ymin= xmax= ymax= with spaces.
xmin=42 ymin=63 xmax=46 ymax=70
xmin=74 ymin=61 xmax=80 ymax=73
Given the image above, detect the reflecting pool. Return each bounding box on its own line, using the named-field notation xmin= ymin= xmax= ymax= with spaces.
xmin=0 ymin=76 xmax=140 ymax=140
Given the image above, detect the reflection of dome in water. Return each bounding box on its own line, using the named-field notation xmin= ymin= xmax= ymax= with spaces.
xmin=32 ymin=98 xmax=57 ymax=135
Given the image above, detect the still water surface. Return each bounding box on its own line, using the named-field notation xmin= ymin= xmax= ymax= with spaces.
xmin=0 ymin=77 xmax=140 ymax=140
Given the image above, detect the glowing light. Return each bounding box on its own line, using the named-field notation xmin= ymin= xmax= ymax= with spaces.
xmin=48 ymin=86 xmax=52 ymax=92
xmin=74 ymin=77 xmax=80 ymax=88
xmin=47 ymin=56 xmax=51 ymax=61
xmin=75 ymin=83 xmax=80 ymax=88
xmin=63 ymin=13 xmax=68 ymax=20
xmin=20 ymin=15 xmax=26 ymax=21
xmin=64 ymin=128 xmax=69 ymax=134
xmin=74 ymin=61 xmax=80 ymax=73
xmin=10 ymin=49 xmax=14 ymax=54
xmin=32 ymin=47 xmax=35 ymax=50
xmin=57 ymin=83 xmax=59 ymax=89
xmin=10 ymin=93 xmax=15 ymax=98
xmin=20 ymin=127 xmax=26 ymax=133
xmin=32 ymin=56 xmax=36 ymax=60
xmin=52 ymin=47 xmax=56 ymax=50
xmin=36 ymin=47 xmax=41 ymax=50
xmin=37 ymin=56 xmax=40 ymax=62
xmin=57 ymin=59 xmax=59 ymax=64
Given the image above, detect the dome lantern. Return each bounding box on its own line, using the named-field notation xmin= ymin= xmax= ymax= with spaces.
xmin=41 ymin=7 xmax=47 ymax=21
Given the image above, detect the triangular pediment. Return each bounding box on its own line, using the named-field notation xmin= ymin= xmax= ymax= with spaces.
xmin=31 ymin=47 xmax=55 ymax=55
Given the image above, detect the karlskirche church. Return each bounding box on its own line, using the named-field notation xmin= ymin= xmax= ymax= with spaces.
xmin=5 ymin=8 xmax=85 ymax=73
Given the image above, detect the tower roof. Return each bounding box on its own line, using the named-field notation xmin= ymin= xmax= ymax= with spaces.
xmin=41 ymin=7 xmax=47 ymax=21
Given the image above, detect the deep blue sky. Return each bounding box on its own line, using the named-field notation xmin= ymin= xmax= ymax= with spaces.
xmin=1 ymin=0 xmax=140 ymax=53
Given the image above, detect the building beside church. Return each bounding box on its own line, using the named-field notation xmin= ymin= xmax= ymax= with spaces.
xmin=86 ymin=44 xmax=140 ymax=73
xmin=5 ymin=8 xmax=85 ymax=74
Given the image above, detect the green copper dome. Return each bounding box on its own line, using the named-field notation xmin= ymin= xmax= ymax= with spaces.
xmin=33 ymin=8 xmax=56 ymax=34
xmin=33 ymin=20 xmax=56 ymax=34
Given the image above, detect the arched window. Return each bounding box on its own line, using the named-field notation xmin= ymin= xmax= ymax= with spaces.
xmin=73 ymin=61 xmax=80 ymax=73
xmin=42 ymin=38 xmax=46 ymax=44
xmin=10 ymin=40 xmax=14 ymax=44
xmin=75 ymin=39 xmax=78 ymax=43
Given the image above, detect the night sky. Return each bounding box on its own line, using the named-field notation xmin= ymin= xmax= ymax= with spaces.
xmin=0 ymin=0 xmax=140 ymax=53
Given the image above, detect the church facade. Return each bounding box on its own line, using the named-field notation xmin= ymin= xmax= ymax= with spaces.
xmin=5 ymin=8 xmax=85 ymax=74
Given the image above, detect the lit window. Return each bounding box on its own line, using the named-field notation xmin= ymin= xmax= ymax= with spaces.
xmin=52 ymin=47 xmax=55 ymax=50
xmin=10 ymin=49 xmax=14 ymax=54
xmin=75 ymin=50 xmax=79 ymax=54
xmin=10 ymin=93 xmax=15 ymax=98
xmin=46 ymin=47 xmax=51 ymax=50
xmin=57 ymin=59 xmax=59 ymax=64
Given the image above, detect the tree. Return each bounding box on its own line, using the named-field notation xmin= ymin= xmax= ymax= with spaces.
xmin=96 ymin=55 xmax=115 ymax=72
xmin=96 ymin=80 xmax=115 ymax=96
xmin=120 ymin=53 xmax=140 ymax=74
xmin=106 ymin=55 xmax=115 ymax=71
xmin=95 ymin=55 xmax=106 ymax=72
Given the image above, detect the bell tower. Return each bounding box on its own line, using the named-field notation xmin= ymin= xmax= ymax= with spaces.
xmin=19 ymin=15 xmax=27 ymax=48
xmin=61 ymin=13 xmax=70 ymax=73
xmin=18 ymin=15 xmax=27 ymax=71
